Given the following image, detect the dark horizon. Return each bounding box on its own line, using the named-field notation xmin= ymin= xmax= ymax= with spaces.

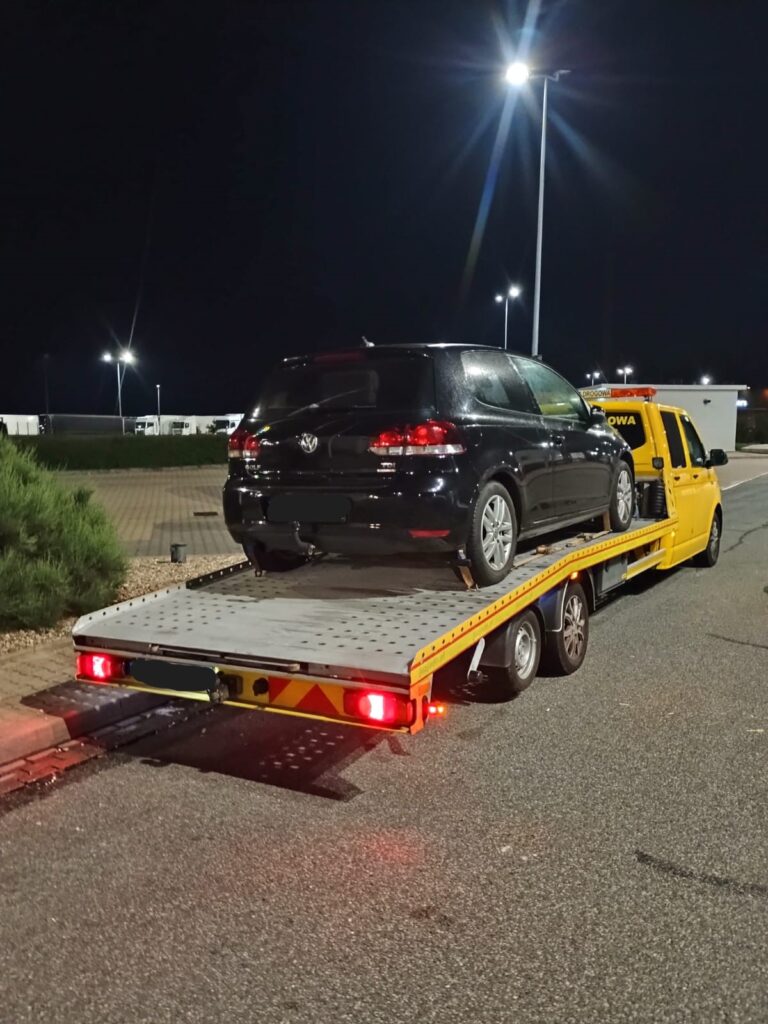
xmin=2 ymin=0 xmax=766 ymax=417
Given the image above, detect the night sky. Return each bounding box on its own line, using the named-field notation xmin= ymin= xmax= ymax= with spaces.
xmin=2 ymin=0 xmax=766 ymax=417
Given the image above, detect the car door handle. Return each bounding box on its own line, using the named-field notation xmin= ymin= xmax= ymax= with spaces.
xmin=673 ymin=474 xmax=681 ymax=482
xmin=692 ymin=473 xmax=699 ymax=480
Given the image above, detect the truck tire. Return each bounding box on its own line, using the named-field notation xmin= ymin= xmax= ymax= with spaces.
xmin=484 ymin=609 xmax=541 ymax=696
xmin=466 ymin=482 xmax=518 ymax=587
xmin=541 ymin=582 xmax=589 ymax=675
xmin=609 ymin=462 xmax=634 ymax=532
xmin=693 ymin=511 xmax=721 ymax=568
xmin=243 ymin=543 xmax=308 ymax=573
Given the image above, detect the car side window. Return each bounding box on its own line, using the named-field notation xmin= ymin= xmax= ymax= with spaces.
xmin=516 ymin=359 xmax=587 ymax=422
xmin=460 ymin=351 xmax=537 ymax=414
xmin=680 ymin=415 xmax=707 ymax=468
xmin=660 ymin=411 xmax=687 ymax=469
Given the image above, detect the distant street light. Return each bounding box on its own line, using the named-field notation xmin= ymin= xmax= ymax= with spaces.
xmin=505 ymin=63 xmax=570 ymax=358
xmin=617 ymin=365 xmax=633 ymax=385
xmin=700 ymin=375 xmax=712 ymax=386
xmin=494 ymin=284 xmax=523 ymax=350
xmin=156 ymin=383 xmax=161 ymax=419
xmin=101 ymin=350 xmax=137 ymax=427
xmin=585 ymin=371 xmax=602 ymax=386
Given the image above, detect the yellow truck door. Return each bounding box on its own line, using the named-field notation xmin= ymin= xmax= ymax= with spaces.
xmin=658 ymin=409 xmax=701 ymax=552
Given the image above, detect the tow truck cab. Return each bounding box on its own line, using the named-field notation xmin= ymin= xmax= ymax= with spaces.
xmin=590 ymin=388 xmax=727 ymax=567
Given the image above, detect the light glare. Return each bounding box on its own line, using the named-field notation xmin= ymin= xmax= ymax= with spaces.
xmin=505 ymin=61 xmax=530 ymax=86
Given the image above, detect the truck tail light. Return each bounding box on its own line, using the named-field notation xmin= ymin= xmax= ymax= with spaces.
xmin=343 ymin=690 xmax=415 ymax=727
xmin=369 ymin=421 xmax=465 ymax=457
xmin=228 ymin=427 xmax=261 ymax=459
xmin=76 ymin=653 xmax=125 ymax=683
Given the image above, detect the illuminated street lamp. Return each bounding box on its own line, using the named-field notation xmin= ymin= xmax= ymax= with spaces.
xmin=585 ymin=371 xmax=602 ymax=386
xmin=617 ymin=365 xmax=633 ymax=385
xmin=700 ymin=375 xmax=712 ymax=386
xmin=494 ymin=284 xmax=523 ymax=350
xmin=101 ymin=350 xmax=137 ymax=424
xmin=505 ymin=62 xmax=570 ymax=358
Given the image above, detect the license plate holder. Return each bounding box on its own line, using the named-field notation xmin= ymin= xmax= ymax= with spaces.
xmin=130 ymin=659 xmax=217 ymax=692
xmin=267 ymin=494 xmax=350 ymax=524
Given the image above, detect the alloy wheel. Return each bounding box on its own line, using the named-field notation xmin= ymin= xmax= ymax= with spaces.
xmin=563 ymin=594 xmax=586 ymax=661
xmin=616 ymin=468 xmax=633 ymax=524
xmin=481 ymin=494 xmax=514 ymax=570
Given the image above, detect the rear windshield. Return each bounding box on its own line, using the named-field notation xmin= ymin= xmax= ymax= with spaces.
xmin=604 ymin=408 xmax=646 ymax=450
xmin=253 ymin=354 xmax=434 ymax=415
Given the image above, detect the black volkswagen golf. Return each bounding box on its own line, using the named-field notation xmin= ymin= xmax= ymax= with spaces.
xmin=224 ymin=344 xmax=633 ymax=586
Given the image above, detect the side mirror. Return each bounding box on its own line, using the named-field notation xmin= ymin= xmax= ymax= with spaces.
xmin=707 ymin=448 xmax=728 ymax=467
xmin=589 ymin=405 xmax=606 ymax=425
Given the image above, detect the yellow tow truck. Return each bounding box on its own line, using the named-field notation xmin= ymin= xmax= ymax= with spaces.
xmin=72 ymin=387 xmax=727 ymax=735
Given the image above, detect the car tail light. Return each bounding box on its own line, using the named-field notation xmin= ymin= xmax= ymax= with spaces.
xmin=228 ymin=427 xmax=261 ymax=459
xmin=369 ymin=420 xmax=465 ymax=456
xmin=76 ymin=653 xmax=125 ymax=683
xmin=343 ymin=690 xmax=415 ymax=727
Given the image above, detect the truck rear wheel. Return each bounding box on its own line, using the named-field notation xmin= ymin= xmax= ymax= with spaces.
xmin=483 ymin=609 xmax=541 ymax=696
xmin=693 ymin=511 xmax=721 ymax=568
xmin=541 ymin=582 xmax=589 ymax=675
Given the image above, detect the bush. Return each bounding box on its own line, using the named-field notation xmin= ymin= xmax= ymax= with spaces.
xmin=12 ymin=434 xmax=227 ymax=471
xmin=0 ymin=439 xmax=127 ymax=629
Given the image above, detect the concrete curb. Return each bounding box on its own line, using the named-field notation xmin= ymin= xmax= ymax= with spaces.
xmin=0 ymin=681 xmax=167 ymax=768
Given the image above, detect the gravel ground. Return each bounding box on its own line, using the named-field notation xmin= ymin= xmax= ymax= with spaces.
xmin=0 ymin=554 xmax=243 ymax=657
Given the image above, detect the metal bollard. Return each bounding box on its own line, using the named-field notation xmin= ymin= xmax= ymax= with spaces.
xmin=170 ymin=543 xmax=187 ymax=564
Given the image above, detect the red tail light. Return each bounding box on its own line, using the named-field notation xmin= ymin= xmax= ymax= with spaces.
xmin=228 ymin=427 xmax=261 ymax=459
xmin=343 ymin=690 xmax=415 ymax=727
xmin=77 ymin=653 xmax=125 ymax=683
xmin=369 ymin=420 xmax=465 ymax=456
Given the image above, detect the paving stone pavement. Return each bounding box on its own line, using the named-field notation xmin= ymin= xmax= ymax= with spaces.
xmin=55 ymin=466 xmax=238 ymax=557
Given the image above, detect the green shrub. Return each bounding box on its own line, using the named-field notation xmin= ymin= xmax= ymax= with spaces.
xmin=12 ymin=434 xmax=227 ymax=470
xmin=0 ymin=439 xmax=127 ymax=629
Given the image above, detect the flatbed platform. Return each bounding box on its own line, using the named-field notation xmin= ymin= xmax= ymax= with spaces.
xmin=73 ymin=517 xmax=670 ymax=693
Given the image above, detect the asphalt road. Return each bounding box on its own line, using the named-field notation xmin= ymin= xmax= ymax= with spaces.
xmin=1 ymin=479 xmax=767 ymax=1024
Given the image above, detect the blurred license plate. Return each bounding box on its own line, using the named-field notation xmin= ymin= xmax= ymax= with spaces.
xmin=267 ymin=495 xmax=350 ymax=524
xmin=131 ymin=659 xmax=216 ymax=692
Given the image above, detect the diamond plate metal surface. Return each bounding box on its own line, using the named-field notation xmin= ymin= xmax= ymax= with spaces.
xmin=73 ymin=522 xmax=657 ymax=681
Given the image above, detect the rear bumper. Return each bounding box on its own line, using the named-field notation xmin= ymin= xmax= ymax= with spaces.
xmin=223 ymin=472 xmax=471 ymax=554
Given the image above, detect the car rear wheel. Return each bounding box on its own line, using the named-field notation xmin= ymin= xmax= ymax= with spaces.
xmin=467 ymin=482 xmax=518 ymax=587
xmin=609 ymin=462 xmax=634 ymax=532
xmin=243 ymin=543 xmax=308 ymax=573
xmin=693 ymin=511 xmax=721 ymax=568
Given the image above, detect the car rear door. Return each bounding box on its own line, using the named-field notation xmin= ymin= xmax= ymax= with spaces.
xmin=455 ymin=350 xmax=551 ymax=527
xmin=515 ymin=357 xmax=614 ymax=518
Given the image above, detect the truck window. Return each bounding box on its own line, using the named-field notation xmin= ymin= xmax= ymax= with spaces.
xmin=680 ymin=415 xmax=707 ymax=467
xmin=604 ymin=409 xmax=646 ymax=450
xmin=660 ymin=411 xmax=686 ymax=469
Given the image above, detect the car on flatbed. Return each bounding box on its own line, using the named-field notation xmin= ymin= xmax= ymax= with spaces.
xmin=224 ymin=344 xmax=634 ymax=586
xmin=74 ymin=387 xmax=728 ymax=733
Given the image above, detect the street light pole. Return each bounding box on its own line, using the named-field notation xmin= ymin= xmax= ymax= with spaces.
xmin=156 ymin=384 xmax=161 ymax=419
xmin=505 ymin=64 xmax=569 ymax=359
xmin=494 ymin=285 xmax=523 ymax=350
xmin=617 ymin=366 xmax=633 ymax=385
xmin=531 ymin=75 xmax=549 ymax=360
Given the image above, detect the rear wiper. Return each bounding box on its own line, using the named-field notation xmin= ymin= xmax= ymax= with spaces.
xmin=268 ymin=390 xmax=370 ymax=424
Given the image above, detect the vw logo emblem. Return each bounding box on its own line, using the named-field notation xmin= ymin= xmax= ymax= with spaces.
xmin=298 ymin=433 xmax=318 ymax=454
